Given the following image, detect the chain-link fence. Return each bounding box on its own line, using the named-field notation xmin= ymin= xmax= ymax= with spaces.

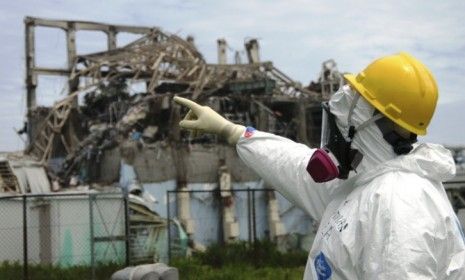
xmin=166 ymin=188 xmax=316 ymax=262
xmin=0 ymin=192 xmax=129 ymax=280
xmin=166 ymin=182 xmax=465 ymax=264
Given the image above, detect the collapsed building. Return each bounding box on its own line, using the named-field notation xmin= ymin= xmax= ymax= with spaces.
xmin=1 ymin=17 xmax=464 ymax=264
xmin=11 ymin=17 xmax=337 ymax=261
xmin=23 ymin=18 xmax=328 ymax=186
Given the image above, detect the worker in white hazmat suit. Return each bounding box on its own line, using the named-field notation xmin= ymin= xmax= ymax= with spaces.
xmin=173 ymin=52 xmax=465 ymax=279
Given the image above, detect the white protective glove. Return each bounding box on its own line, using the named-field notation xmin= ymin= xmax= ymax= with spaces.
xmin=173 ymin=96 xmax=245 ymax=145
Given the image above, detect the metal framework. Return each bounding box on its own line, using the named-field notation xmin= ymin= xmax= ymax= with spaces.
xmin=24 ymin=17 xmax=322 ymax=167
xmin=25 ymin=16 xmax=154 ymax=109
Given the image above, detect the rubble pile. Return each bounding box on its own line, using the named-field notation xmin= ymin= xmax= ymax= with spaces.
xmin=23 ymin=23 xmax=327 ymax=187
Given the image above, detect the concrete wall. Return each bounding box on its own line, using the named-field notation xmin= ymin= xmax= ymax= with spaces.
xmin=99 ymin=144 xmax=259 ymax=184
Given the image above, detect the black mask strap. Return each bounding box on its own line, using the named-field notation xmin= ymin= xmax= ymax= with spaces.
xmin=322 ymin=102 xmax=362 ymax=179
xmin=375 ymin=115 xmax=417 ymax=155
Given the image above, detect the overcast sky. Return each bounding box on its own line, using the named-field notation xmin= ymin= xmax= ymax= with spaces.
xmin=0 ymin=0 xmax=464 ymax=151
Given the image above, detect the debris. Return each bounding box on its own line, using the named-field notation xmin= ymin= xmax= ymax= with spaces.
xmin=111 ymin=263 xmax=179 ymax=280
xmin=23 ymin=17 xmax=327 ymax=187
xmin=0 ymin=152 xmax=51 ymax=194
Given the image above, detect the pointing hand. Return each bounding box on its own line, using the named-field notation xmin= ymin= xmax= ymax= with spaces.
xmin=173 ymin=96 xmax=245 ymax=145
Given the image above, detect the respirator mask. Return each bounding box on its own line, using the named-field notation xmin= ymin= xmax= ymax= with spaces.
xmin=306 ymin=92 xmax=417 ymax=183
xmin=306 ymin=94 xmax=384 ymax=182
xmin=306 ymin=102 xmax=360 ymax=182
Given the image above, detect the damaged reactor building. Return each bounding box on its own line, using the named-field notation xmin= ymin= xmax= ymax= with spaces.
xmin=23 ymin=17 xmax=331 ymax=185
xmin=18 ymin=16 xmax=336 ymax=260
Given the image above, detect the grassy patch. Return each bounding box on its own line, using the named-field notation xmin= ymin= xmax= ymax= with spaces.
xmin=172 ymin=240 xmax=307 ymax=280
xmin=194 ymin=240 xmax=307 ymax=268
xmin=173 ymin=258 xmax=305 ymax=280
xmin=0 ymin=261 xmax=124 ymax=280
xmin=0 ymin=241 xmax=307 ymax=279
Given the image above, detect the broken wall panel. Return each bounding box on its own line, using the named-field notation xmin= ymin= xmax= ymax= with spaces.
xmin=97 ymin=145 xmax=258 ymax=184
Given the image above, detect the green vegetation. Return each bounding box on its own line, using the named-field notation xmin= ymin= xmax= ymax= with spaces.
xmin=0 ymin=241 xmax=307 ymax=280
xmin=172 ymin=240 xmax=307 ymax=280
xmin=0 ymin=261 xmax=123 ymax=280
xmin=173 ymin=258 xmax=304 ymax=280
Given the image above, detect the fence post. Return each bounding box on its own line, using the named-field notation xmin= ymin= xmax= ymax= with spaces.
xmin=89 ymin=194 xmax=95 ymax=280
xmin=167 ymin=191 xmax=171 ymax=264
xmin=218 ymin=187 xmax=225 ymax=245
xmin=22 ymin=195 xmax=28 ymax=280
xmin=247 ymin=188 xmax=251 ymax=245
xmin=123 ymin=190 xmax=130 ymax=266
xmin=252 ymin=189 xmax=257 ymax=243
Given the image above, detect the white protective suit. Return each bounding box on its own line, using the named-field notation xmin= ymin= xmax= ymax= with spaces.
xmin=237 ymin=86 xmax=465 ymax=279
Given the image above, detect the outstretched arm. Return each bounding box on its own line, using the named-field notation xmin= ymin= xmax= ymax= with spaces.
xmin=174 ymin=97 xmax=336 ymax=221
xmin=236 ymin=129 xmax=336 ymax=221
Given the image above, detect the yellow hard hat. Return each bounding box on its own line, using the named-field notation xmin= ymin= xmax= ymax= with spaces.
xmin=344 ymin=52 xmax=438 ymax=135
